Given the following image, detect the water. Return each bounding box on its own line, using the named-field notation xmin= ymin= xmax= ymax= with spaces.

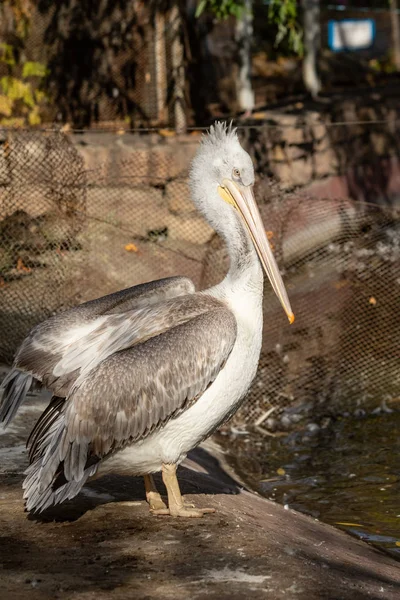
xmin=218 ymin=411 xmax=400 ymax=559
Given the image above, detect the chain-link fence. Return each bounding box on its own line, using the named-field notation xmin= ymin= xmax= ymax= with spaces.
xmin=234 ymin=195 xmax=400 ymax=428
xmin=0 ymin=130 xmax=86 ymax=361
xmin=0 ymin=129 xmax=399 ymax=429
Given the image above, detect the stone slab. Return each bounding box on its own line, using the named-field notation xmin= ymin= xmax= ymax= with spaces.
xmin=0 ymin=388 xmax=399 ymax=600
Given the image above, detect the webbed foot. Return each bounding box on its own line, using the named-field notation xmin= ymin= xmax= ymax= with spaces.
xmin=150 ymin=464 xmax=216 ymax=518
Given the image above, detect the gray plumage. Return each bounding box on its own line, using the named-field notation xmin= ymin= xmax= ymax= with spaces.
xmin=0 ymin=370 xmax=33 ymax=427
xmin=1 ymin=276 xmax=237 ymax=512
xmin=14 ymin=276 xmax=196 ymax=396
xmin=0 ymin=276 xmax=193 ymax=422
xmin=0 ymin=122 xmax=293 ymax=516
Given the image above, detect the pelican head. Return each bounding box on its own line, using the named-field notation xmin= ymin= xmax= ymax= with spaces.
xmin=190 ymin=121 xmax=294 ymax=324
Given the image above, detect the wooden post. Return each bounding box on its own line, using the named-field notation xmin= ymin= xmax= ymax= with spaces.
xmin=390 ymin=0 xmax=400 ymax=71
xmin=155 ymin=10 xmax=168 ymax=124
xmin=169 ymin=3 xmax=187 ymax=134
xmin=235 ymin=0 xmax=255 ymax=116
xmin=302 ymin=0 xmax=321 ymax=98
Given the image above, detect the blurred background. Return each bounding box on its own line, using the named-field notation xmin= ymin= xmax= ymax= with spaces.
xmin=0 ymin=0 xmax=400 ymax=557
xmin=1 ymin=0 xmax=400 ymax=129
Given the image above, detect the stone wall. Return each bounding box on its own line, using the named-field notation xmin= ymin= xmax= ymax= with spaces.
xmin=240 ymin=98 xmax=400 ymax=207
xmin=74 ymin=93 xmax=400 ymax=207
xmin=69 ymin=95 xmax=400 ymax=298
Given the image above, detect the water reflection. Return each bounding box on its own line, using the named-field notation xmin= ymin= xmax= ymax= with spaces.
xmin=218 ymin=411 xmax=400 ymax=559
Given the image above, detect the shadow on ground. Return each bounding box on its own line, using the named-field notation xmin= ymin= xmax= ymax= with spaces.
xmin=1 ymin=444 xmax=400 ymax=599
xmin=1 ymin=384 xmax=400 ymax=599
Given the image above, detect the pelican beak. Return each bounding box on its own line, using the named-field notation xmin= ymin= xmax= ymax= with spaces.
xmin=218 ymin=179 xmax=294 ymax=324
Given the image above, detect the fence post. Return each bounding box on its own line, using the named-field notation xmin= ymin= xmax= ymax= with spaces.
xmin=235 ymin=0 xmax=255 ymax=116
xmin=390 ymin=0 xmax=400 ymax=71
xmin=302 ymin=0 xmax=321 ymax=98
xmin=169 ymin=4 xmax=187 ymax=134
xmin=155 ymin=11 xmax=168 ymax=124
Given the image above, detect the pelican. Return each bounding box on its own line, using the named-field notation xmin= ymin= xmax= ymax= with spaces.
xmin=0 ymin=122 xmax=293 ymax=517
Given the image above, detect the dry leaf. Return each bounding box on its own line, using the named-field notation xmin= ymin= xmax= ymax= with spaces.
xmin=159 ymin=129 xmax=175 ymax=137
xmin=16 ymin=258 xmax=31 ymax=273
xmin=125 ymin=243 xmax=138 ymax=253
xmin=252 ymin=111 xmax=266 ymax=120
xmin=334 ymin=280 xmax=348 ymax=290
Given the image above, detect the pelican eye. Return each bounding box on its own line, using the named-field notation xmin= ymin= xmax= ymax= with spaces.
xmin=232 ymin=167 xmax=240 ymax=179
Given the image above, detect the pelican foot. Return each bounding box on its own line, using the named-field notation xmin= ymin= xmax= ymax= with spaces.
xmin=151 ymin=506 xmax=216 ymax=518
xmin=143 ymin=474 xmax=167 ymax=511
xmin=152 ymin=463 xmax=216 ymax=518
xmin=147 ymin=491 xmax=168 ymax=512
xmin=182 ymin=498 xmax=196 ymax=508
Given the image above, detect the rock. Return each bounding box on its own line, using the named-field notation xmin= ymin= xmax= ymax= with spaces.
xmin=76 ymin=135 xmax=197 ymax=187
xmin=0 ymin=183 xmax=86 ymax=220
xmin=165 ymin=214 xmax=214 ymax=245
xmin=1 ymin=395 xmax=400 ymax=600
xmin=166 ymin=180 xmax=193 ymax=214
xmin=306 ymin=423 xmax=320 ymax=434
xmin=77 ymin=143 xmax=111 ymax=176
xmin=86 ymin=187 xmax=168 ymax=238
xmin=281 ymin=126 xmax=305 ymax=146
xmin=311 ymin=124 xmax=327 ymax=141
xmin=271 ymin=144 xmax=286 ymax=162
xmin=370 ymin=132 xmax=387 ymax=156
xmin=285 ymin=144 xmax=308 ymax=162
xmin=102 ymin=139 xmax=198 ymax=186
xmin=280 ymin=415 xmax=292 ymax=429
xmin=312 ymin=147 xmax=339 ymax=178
xmin=273 ymin=158 xmax=313 ymax=188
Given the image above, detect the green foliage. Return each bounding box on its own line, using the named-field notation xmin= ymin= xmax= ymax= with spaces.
xmin=369 ymin=55 xmax=397 ymax=74
xmin=196 ymin=0 xmax=304 ymax=57
xmin=22 ymin=61 xmax=48 ymax=79
xmin=0 ymin=2 xmax=48 ymax=125
xmin=0 ymin=44 xmax=48 ymax=126
xmin=6 ymin=0 xmax=33 ymax=41
xmin=0 ymin=43 xmax=16 ymax=66
xmin=195 ymin=0 xmax=246 ymax=20
xmin=268 ymin=0 xmax=303 ymax=56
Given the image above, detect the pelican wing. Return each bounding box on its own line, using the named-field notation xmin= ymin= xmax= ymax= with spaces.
xmin=0 ymin=276 xmax=194 ymax=426
xmin=23 ymin=300 xmax=237 ymax=512
xmin=67 ymin=305 xmax=236 ymax=452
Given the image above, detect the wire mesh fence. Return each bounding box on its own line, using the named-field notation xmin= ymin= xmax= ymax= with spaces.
xmin=233 ymin=196 xmax=400 ymax=428
xmin=0 ymin=130 xmax=86 ymax=361
xmin=0 ymin=129 xmax=399 ymax=429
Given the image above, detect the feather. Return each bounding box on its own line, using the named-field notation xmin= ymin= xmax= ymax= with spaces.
xmin=4 ymin=276 xmax=195 ymax=408
xmin=0 ymin=371 xmax=33 ymax=427
xmin=21 ymin=295 xmax=236 ymax=513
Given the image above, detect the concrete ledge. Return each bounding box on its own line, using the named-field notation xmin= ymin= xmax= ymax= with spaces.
xmin=1 ymin=407 xmax=400 ymax=600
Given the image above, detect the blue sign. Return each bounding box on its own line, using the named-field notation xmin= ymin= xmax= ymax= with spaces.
xmin=328 ymin=19 xmax=376 ymax=52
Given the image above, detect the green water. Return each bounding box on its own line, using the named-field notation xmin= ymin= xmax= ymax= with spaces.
xmin=219 ymin=411 xmax=400 ymax=559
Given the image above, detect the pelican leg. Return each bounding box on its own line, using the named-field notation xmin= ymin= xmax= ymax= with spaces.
xmin=143 ymin=474 xmax=167 ymax=511
xmin=151 ymin=463 xmax=215 ymax=518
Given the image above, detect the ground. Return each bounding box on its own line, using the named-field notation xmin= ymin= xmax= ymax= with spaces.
xmin=1 ymin=389 xmax=400 ymax=599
